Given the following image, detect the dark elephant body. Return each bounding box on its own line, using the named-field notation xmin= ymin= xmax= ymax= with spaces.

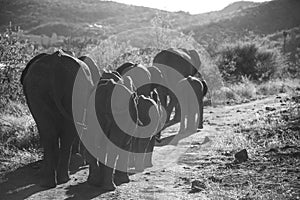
xmin=21 ymin=50 xmax=94 ymax=188
xmin=131 ymin=95 xmax=160 ymax=172
xmin=85 ymin=77 xmax=138 ymax=191
xmin=78 ymin=56 xmax=101 ymax=85
xmin=177 ymin=76 xmax=205 ymax=133
xmin=153 ymin=48 xmax=202 ymax=124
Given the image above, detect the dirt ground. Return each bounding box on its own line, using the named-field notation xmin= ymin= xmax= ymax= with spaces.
xmin=0 ymin=94 xmax=299 ymax=200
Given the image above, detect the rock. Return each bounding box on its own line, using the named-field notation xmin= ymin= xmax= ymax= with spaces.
xmin=189 ymin=180 xmax=206 ymax=193
xmin=265 ymin=106 xmax=276 ymax=111
xmin=236 ymin=109 xmax=241 ymax=113
xmin=208 ymin=176 xmax=222 ymax=183
xmin=234 ymin=149 xmax=248 ymax=163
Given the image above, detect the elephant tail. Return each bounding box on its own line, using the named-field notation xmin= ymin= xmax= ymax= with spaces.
xmin=202 ymin=80 xmax=208 ymax=97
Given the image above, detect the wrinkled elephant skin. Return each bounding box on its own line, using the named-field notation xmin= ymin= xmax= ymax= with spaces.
xmin=177 ymin=76 xmax=205 ymax=134
xmin=85 ymin=79 xmax=138 ymax=191
xmin=21 ymin=50 xmax=94 ymax=188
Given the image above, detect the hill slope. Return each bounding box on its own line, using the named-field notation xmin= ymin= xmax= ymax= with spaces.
xmin=1 ymin=0 xmax=299 ymax=46
xmin=183 ymin=0 xmax=300 ymax=45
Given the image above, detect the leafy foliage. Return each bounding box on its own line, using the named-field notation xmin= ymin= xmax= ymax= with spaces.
xmin=216 ymin=41 xmax=286 ymax=83
xmin=0 ymin=24 xmax=39 ymax=109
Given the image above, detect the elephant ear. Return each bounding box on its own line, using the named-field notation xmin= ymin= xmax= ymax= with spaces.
xmin=188 ymin=49 xmax=201 ymax=73
xmin=123 ymin=76 xmax=135 ymax=92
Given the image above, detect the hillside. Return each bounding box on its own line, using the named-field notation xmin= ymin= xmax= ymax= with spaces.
xmin=183 ymin=0 xmax=300 ymax=46
xmin=1 ymin=0 xmax=300 ymax=47
xmin=0 ymin=0 xmax=261 ymax=38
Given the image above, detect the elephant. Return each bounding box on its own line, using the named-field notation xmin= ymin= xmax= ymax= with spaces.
xmin=21 ymin=50 xmax=94 ymax=188
xmin=116 ymin=62 xmax=163 ymax=163
xmin=84 ymin=78 xmax=138 ymax=191
xmin=78 ymin=55 xmax=101 ymax=85
xmin=177 ymin=76 xmax=206 ymax=134
xmin=153 ymin=48 xmax=202 ymax=124
xmin=71 ymin=56 xmax=101 ymax=156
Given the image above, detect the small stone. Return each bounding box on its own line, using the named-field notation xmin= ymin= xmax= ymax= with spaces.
xmin=234 ymin=149 xmax=248 ymax=163
xmin=189 ymin=180 xmax=206 ymax=193
xmin=265 ymin=106 xmax=276 ymax=111
xmin=208 ymin=176 xmax=222 ymax=183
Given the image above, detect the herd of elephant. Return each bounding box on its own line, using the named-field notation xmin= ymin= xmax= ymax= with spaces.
xmin=20 ymin=48 xmax=208 ymax=191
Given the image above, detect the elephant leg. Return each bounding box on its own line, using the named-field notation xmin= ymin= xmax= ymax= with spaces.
xmin=144 ymin=136 xmax=155 ymax=168
xmin=173 ymin=102 xmax=181 ymax=123
xmin=187 ymin=110 xmax=197 ymax=133
xmin=71 ymin=136 xmax=80 ymax=154
xmin=198 ymin=97 xmax=204 ymax=129
xmin=86 ymin=150 xmax=104 ymax=186
xmin=134 ymin=138 xmax=149 ymax=172
xmin=69 ymin=136 xmax=85 ymax=171
xmin=39 ymin=134 xmax=59 ymax=188
xmin=29 ymin=102 xmax=58 ymax=188
xmin=114 ymin=150 xmax=130 ymax=186
xmin=56 ymin=126 xmax=74 ymax=184
xmin=128 ymin=139 xmax=135 ymax=168
xmin=101 ymin=143 xmax=117 ymax=191
xmin=178 ymin=98 xmax=188 ymax=134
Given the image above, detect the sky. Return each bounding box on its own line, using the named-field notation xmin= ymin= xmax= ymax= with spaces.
xmin=113 ymin=0 xmax=271 ymax=14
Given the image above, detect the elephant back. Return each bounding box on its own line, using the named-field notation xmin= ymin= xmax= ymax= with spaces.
xmin=100 ymin=71 xmax=123 ymax=84
xmin=153 ymin=48 xmax=201 ymax=78
xmin=116 ymin=62 xmax=135 ymax=76
xmin=78 ymin=55 xmax=101 ymax=85
xmin=21 ymin=53 xmax=49 ymax=85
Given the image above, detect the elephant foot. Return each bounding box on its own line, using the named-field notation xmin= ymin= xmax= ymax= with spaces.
xmin=69 ymin=153 xmax=85 ymax=171
xmin=144 ymin=163 xmax=153 ymax=168
xmin=57 ymin=175 xmax=70 ymax=185
xmin=144 ymin=154 xmax=153 ymax=168
xmin=87 ymin=176 xmax=103 ymax=187
xmin=134 ymin=166 xmax=144 ymax=173
xmin=39 ymin=178 xmax=56 ymax=188
xmin=88 ymin=175 xmax=116 ymax=191
xmin=87 ymin=167 xmax=103 ymax=186
xmin=114 ymin=170 xmax=130 ymax=186
xmin=100 ymin=183 xmax=116 ymax=191
xmin=198 ymin=125 xmax=203 ymax=129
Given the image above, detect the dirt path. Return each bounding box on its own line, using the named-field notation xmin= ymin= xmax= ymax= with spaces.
xmin=0 ymin=94 xmax=293 ymax=199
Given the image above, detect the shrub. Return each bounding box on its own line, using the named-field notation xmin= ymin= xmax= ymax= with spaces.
xmin=216 ymin=41 xmax=286 ymax=83
xmin=0 ymin=24 xmax=39 ymax=110
xmin=229 ymin=76 xmax=257 ymax=100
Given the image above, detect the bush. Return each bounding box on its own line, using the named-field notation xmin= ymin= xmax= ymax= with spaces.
xmin=0 ymin=24 xmax=39 ymax=110
xmin=216 ymin=41 xmax=286 ymax=83
xmin=229 ymin=76 xmax=257 ymax=100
